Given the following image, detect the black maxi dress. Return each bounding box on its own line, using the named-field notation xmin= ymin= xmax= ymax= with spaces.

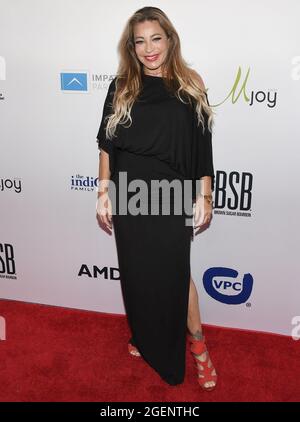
xmin=96 ymin=73 xmax=215 ymax=385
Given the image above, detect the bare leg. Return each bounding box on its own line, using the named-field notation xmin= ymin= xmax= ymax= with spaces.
xmin=187 ymin=276 xmax=203 ymax=339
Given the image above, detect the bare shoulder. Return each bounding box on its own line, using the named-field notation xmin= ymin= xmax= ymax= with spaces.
xmin=190 ymin=69 xmax=206 ymax=90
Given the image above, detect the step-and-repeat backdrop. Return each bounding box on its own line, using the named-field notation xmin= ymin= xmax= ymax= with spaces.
xmin=1 ymin=1 xmax=299 ymax=336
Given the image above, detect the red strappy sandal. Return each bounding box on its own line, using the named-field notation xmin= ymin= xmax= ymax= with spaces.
xmin=128 ymin=341 xmax=141 ymax=357
xmin=188 ymin=334 xmax=217 ymax=391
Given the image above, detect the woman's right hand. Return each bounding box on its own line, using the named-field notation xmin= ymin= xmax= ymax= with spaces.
xmin=96 ymin=191 xmax=113 ymax=230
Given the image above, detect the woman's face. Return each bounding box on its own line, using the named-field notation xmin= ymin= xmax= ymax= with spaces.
xmin=133 ymin=20 xmax=169 ymax=76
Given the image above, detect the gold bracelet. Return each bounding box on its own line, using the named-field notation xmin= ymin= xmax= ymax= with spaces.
xmin=200 ymin=193 xmax=213 ymax=204
xmin=97 ymin=190 xmax=108 ymax=197
xmin=97 ymin=186 xmax=108 ymax=193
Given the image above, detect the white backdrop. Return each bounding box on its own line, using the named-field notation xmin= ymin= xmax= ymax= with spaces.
xmin=0 ymin=0 xmax=299 ymax=336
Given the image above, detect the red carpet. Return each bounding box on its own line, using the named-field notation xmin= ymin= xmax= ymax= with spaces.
xmin=0 ymin=299 xmax=299 ymax=402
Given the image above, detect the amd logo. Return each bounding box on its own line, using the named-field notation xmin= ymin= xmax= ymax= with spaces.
xmin=78 ymin=265 xmax=120 ymax=280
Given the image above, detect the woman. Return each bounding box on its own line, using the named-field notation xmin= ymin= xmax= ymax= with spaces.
xmin=96 ymin=6 xmax=217 ymax=391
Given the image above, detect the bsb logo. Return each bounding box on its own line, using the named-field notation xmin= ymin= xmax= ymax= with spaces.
xmin=203 ymin=267 xmax=253 ymax=305
xmin=214 ymin=171 xmax=253 ymax=211
xmin=0 ymin=243 xmax=16 ymax=278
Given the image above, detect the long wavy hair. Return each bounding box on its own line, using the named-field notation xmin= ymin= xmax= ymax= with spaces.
xmin=105 ymin=6 xmax=215 ymax=140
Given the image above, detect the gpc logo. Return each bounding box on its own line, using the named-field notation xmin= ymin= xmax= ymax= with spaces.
xmin=203 ymin=267 xmax=253 ymax=304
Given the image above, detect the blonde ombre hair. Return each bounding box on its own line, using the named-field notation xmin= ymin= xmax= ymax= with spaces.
xmin=105 ymin=6 xmax=215 ymax=140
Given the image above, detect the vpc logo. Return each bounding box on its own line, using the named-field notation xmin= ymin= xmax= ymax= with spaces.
xmin=203 ymin=267 xmax=253 ymax=305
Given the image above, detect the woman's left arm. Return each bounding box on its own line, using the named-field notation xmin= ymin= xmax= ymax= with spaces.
xmin=194 ymin=176 xmax=213 ymax=229
xmin=192 ymin=71 xmax=214 ymax=229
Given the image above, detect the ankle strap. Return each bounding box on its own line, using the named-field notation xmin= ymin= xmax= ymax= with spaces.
xmin=188 ymin=334 xmax=207 ymax=355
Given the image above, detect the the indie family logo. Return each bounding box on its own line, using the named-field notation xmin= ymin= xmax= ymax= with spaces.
xmin=71 ymin=174 xmax=98 ymax=192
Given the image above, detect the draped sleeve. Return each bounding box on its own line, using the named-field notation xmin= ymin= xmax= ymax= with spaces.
xmin=96 ymin=77 xmax=117 ymax=174
xmin=191 ymin=92 xmax=215 ymax=193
